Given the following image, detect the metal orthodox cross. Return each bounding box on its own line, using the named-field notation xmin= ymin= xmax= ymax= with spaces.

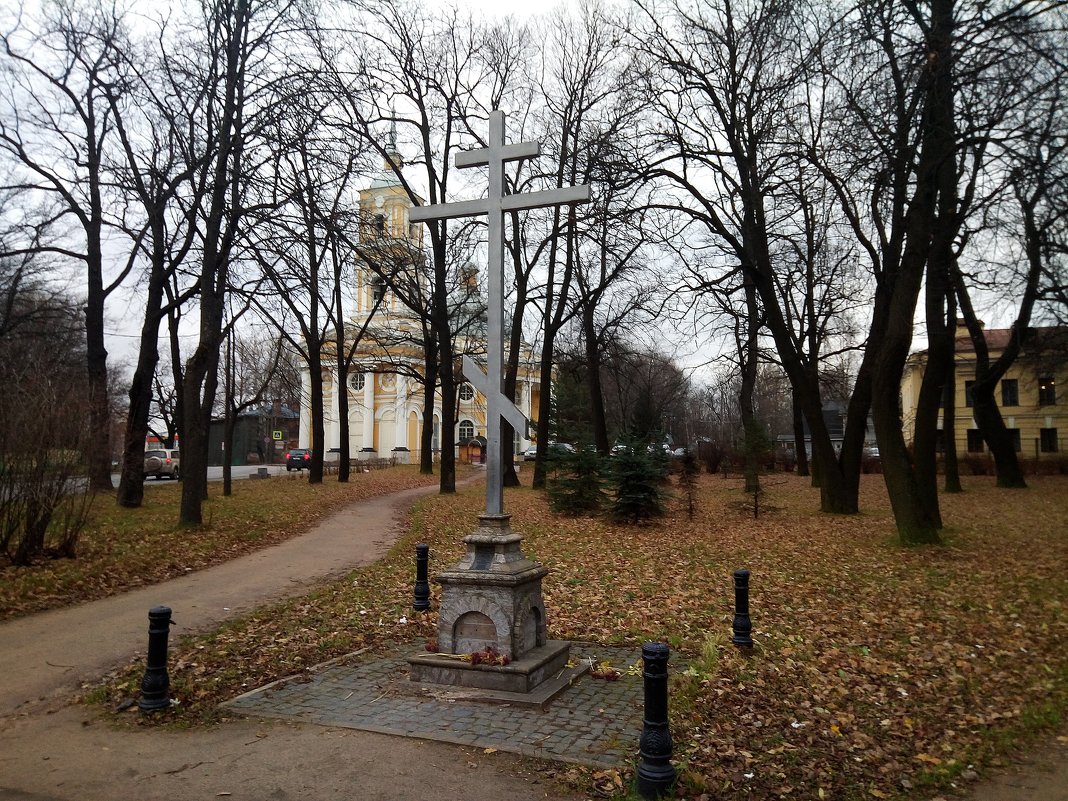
xmin=409 ymin=110 xmax=590 ymax=516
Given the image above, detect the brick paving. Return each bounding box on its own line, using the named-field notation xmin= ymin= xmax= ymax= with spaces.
xmin=224 ymin=642 xmax=649 ymax=768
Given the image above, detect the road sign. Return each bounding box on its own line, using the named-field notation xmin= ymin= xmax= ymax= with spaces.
xmin=272 ymin=430 xmax=283 ymax=441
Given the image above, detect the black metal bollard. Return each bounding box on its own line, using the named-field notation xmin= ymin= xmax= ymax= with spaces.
xmin=413 ymin=543 xmax=430 ymax=611
xmin=637 ymin=642 xmax=677 ymax=800
xmin=732 ymin=568 xmax=754 ymax=649
xmin=138 ymin=606 xmax=174 ymax=712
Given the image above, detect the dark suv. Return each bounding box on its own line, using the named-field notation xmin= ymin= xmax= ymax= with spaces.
xmin=286 ymin=448 xmax=311 ymax=471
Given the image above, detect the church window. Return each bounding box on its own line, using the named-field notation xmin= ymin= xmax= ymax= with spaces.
xmin=1039 ymin=375 xmax=1057 ymax=405
xmin=371 ymin=276 xmax=386 ymax=304
xmin=374 ymin=213 xmax=386 ymax=235
xmin=1041 ymin=428 xmax=1059 ymax=452
xmin=459 ymin=420 xmax=475 ymax=441
xmin=459 ymin=383 xmax=475 ymax=402
xmin=349 ymin=373 xmax=365 ymax=392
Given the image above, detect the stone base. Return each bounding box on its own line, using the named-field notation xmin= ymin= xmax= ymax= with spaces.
xmin=407 ymin=640 xmax=572 ymax=695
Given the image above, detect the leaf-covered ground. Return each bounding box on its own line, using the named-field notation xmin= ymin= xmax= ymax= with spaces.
xmin=87 ymin=472 xmax=1068 ymax=801
xmin=0 ymin=466 xmax=449 ymax=621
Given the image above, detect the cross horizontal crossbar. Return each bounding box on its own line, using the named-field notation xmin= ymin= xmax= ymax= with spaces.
xmin=455 ymin=141 xmax=540 ymax=168
xmin=408 ymin=185 xmax=591 ymax=223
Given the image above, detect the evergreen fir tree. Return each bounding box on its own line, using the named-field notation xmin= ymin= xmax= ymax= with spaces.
xmin=610 ymin=442 xmax=669 ymax=524
xmin=547 ymin=446 xmax=608 ymax=515
xmin=678 ymin=448 xmax=700 ymax=519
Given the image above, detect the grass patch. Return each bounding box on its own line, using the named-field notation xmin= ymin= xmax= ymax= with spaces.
xmin=84 ymin=473 xmax=1068 ymax=800
xmin=0 ymin=466 xmax=455 ymax=621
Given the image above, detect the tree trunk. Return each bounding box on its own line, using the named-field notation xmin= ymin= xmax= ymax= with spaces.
xmin=178 ymin=0 xmax=246 ymax=525
xmin=942 ymin=293 xmax=962 ymax=493
xmin=954 ymin=164 xmax=1046 ymax=490
xmin=973 ymin=387 xmax=1027 ymax=487
xmin=337 ymin=368 xmax=350 ymax=483
xmin=167 ymin=307 xmax=185 ymax=449
xmin=740 ymin=279 xmax=761 ymax=494
xmin=335 ymin=272 xmax=351 ymax=484
xmin=117 ymin=353 xmax=156 ymax=508
xmin=222 ymin=411 xmax=235 ymax=497
xmin=912 ymin=266 xmax=953 ymax=527
xmin=532 ymin=348 xmax=554 ymax=490
xmin=438 ymin=351 xmax=456 ymax=495
xmin=503 ymin=210 xmax=530 ymax=487
xmin=791 ymin=390 xmax=809 ymax=477
xmin=745 ymin=196 xmax=853 ymax=512
xmin=583 ymin=307 xmax=610 ymax=455
xmin=116 ymin=222 xmax=168 ymax=508
xmin=179 ymin=352 xmax=213 ymax=526
xmin=419 ymin=348 xmax=437 ymax=475
xmin=85 ymin=246 xmax=112 ymax=493
xmin=308 ymin=359 xmax=325 ymax=485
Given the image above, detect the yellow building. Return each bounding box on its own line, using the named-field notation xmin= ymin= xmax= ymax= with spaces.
xmin=901 ymin=324 xmax=1067 ymax=459
xmin=298 ymin=137 xmax=542 ymax=462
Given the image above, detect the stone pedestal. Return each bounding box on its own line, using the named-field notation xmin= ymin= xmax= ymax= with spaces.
xmin=408 ymin=514 xmax=570 ymax=694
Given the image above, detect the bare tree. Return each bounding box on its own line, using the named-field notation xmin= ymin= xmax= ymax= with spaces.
xmin=954 ymin=38 xmax=1068 ymax=487
xmin=501 ymin=3 xmax=625 ymax=489
xmin=0 ymin=1 xmax=136 ymax=492
xmin=176 ymin=0 xmax=311 ymax=524
xmin=106 ymin=19 xmax=204 ymax=508
xmin=247 ymin=105 xmax=353 ymax=485
xmin=633 ymin=0 xmax=864 ymax=513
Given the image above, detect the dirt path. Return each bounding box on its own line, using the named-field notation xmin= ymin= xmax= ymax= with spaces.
xmin=0 ymin=482 xmax=439 ymax=717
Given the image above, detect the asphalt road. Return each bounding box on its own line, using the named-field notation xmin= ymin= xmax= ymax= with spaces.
xmin=111 ymin=462 xmax=292 ymax=487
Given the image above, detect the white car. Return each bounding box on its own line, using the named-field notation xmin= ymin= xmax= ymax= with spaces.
xmin=523 ymin=446 xmax=539 ymax=461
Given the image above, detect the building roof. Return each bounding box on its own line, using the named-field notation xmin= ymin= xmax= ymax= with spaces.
xmin=908 ymin=325 xmax=1068 ymax=364
xmin=953 ymin=325 xmax=1068 ymax=354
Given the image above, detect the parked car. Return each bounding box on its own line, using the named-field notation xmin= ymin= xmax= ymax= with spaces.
xmin=144 ymin=448 xmax=180 ymax=480
xmin=286 ymin=448 xmax=311 ymax=471
xmin=522 ymin=446 xmax=539 ymax=461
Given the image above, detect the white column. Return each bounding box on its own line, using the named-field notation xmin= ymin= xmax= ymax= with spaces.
xmin=328 ymin=371 xmax=340 ymax=448
xmin=362 ymin=372 xmax=375 ymax=450
xmin=395 ymin=376 xmax=408 ymax=449
xmin=522 ymin=380 xmax=533 ymax=448
xmin=299 ymin=368 xmax=311 ymax=448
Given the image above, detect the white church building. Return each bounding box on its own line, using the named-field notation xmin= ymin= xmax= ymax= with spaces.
xmin=297 ymin=136 xmax=542 ymax=462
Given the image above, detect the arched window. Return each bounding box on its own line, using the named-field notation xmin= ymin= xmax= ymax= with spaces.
xmin=459 ymin=383 xmax=475 ymax=402
xmin=459 ymin=419 xmax=475 ymax=441
xmin=349 ymin=373 xmax=365 ymax=392
xmin=373 ymin=213 xmax=386 ymax=235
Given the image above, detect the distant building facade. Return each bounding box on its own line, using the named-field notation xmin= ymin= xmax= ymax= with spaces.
xmin=209 ymin=403 xmax=300 ymax=466
xmin=901 ymin=324 xmax=1067 ymax=459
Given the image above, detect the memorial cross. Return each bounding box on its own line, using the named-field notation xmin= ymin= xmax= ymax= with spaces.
xmin=409 ymin=110 xmax=590 ymax=516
